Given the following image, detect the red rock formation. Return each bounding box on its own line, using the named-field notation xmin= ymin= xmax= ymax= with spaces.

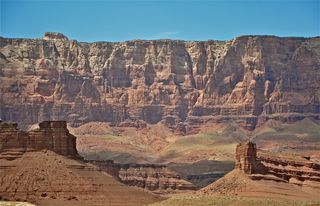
xmin=202 ymin=142 xmax=320 ymax=200
xmin=0 ymin=33 xmax=319 ymax=130
xmin=0 ymin=120 xmax=78 ymax=158
xmin=235 ymin=142 xmax=320 ymax=184
xmin=235 ymin=142 xmax=266 ymax=174
xmin=0 ymin=150 xmax=162 ymax=206
xmin=117 ymin=165 xmax=196 ymax=191
xmin=90 ymin=160 xmax=196 ymax=192
xmin=0 ymin=120 xmax=193 ymax=193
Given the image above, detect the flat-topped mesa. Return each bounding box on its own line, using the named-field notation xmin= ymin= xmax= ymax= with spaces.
xmin=30 ymin=121 xmax=77 ymax=157
xmin=43 ymin=32 xmax=69 ymax=41
xmin=235 ymin=142 xmax=266 ymax=174
xmin=0 ymin=121 xmax=78 ymax=158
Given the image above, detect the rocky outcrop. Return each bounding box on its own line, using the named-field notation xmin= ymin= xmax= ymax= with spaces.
xmin=43 ymin=32 xmax=69 ymax=41
xmin=235 ymin=142 xmax=320 ymax=184
xmin=0 ymin=120 xmax=78 ymax=158
xmin=0 ymin=33 xmax=319 ymax=130
xmin=0 ymin=120 xmax=192 ymax=194
xmin=90 ymin=160 xmax=196 ymax=192
xmin=235 ymin=142 xmax=266 ymax=174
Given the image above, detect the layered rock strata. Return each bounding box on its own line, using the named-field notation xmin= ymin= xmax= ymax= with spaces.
xmin=235 ymin=142 xmax=320 ymax=184
xmin=235 ymin=142 xmax=266 ymax=174
xmin=0 ymin=120 xmax=78 ymax=157
xmin=0 ymin=120 xmax=193 ymax=192
xmin=0 ymin=33 xmax=319 ymax=130
xmin=90 ymin=160 xmax=196 ymax=192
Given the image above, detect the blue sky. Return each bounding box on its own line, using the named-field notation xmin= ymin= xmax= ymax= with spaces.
xmin=0 ymin=0 xmax=319 ymax=42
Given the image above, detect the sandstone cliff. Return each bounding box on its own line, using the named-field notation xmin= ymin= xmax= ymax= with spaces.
xmin=201 ymin=142 xmax=320 ymax=200
xmin=0 ymin=120 xmax=193 ymax=193
xmin=0 ymin=33 xmax=319 ymax=130
xmin=235 ymin=142 xmax=320 ymax=185
xmin=90 ymin=160 xmax=196 ymax=192
xmin=0 ymin=120 xmax=78 ymax=157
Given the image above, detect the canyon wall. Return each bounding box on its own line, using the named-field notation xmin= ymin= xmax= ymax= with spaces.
xmin=91 ymin=160 xmax=196 ymax=192
xmin=0 ymin=120 xmax=78 ymax=157
xmin=235 ymin=142 xmax=320 ymax=185
xmin=1 ymin=32 xmax=320 ymax=130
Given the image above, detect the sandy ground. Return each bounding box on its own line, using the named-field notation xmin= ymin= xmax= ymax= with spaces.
xmin=0 ymin=202 xmax=36 ymax=206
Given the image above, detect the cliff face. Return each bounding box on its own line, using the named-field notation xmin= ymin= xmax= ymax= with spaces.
xmin=235 ymin=142 xmax=320 ymax=185
xmin=91 ymin=160 xmax=195 ymax=192
xmin=235 ymin=142 xmax=266 ymax=174
xmin=1 ymin=32 xmax=319 ymax=130
xmin=0 ymin=120 xmax=78 ymax=158
xmin=201 ymin=142 xmax=320 ymax=200
xmin=117 ymin=165 xmax=196 ymax=191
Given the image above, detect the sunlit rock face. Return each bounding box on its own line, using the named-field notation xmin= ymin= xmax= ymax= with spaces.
xmin=235 ymin=142 xmax=320 ymax=185
xmin=0 ymin=33 xmax=319 ymax=130
xmin=235 ymin=142 xmax=264 ymax=174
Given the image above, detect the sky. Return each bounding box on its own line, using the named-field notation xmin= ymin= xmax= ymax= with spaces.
xmin=0 ymin=0 xmax=319 ymax=42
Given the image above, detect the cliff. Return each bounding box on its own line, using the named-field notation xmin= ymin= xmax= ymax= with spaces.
xmin=90 ymin=160 xmax=196 ymax=192
xmin=201 ymin=142 xmax=320 ymax=200
xmin=0 ymin=120 xmax=78 ymax=158
xmin=0 ymin=120 xmax=194 ymax=193
xmin=0 ymin=33 xmax=320 ymax=130
xmin=235 ymin=142 xmax=320 ymax=184
xmin=235 ymin=142 xmax=266 ymax=174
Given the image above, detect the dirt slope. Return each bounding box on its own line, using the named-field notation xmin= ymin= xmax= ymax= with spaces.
xmin=0 ymin=150 xmax=163 ymax=206
xmin=201 ymin=169 xmax=320 ymax=201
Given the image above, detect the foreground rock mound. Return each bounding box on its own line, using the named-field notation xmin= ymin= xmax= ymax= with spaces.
xmin=0 ymin=120 xmax=78 ymax=158
xmin=0 ymin=151 xmax=162 ymax=206
xmin=0 ymin=120 xmax=164 ymax=205
xmin=202 ymin=142 xmax=320 ymax=200
xmin=1 ymin=33 xmax=319 ymax=131
xmin=0 ymin=120 xmax=195 ymax=195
